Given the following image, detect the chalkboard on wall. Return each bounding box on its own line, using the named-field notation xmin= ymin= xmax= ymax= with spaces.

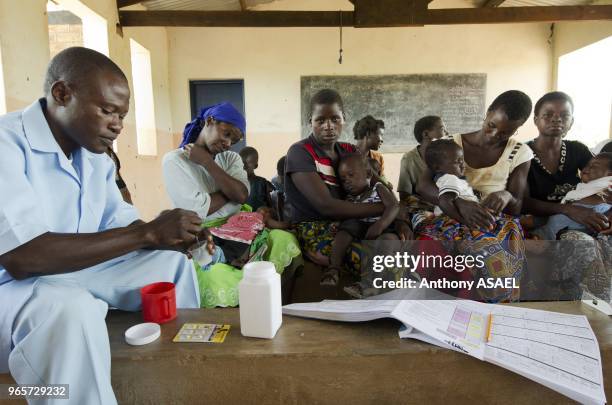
xmin=301 ymin=74 xmax=487 ymax=152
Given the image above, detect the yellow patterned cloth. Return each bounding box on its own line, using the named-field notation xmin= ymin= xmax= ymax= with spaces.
xmin=416 ymin=214 xmax=526 ymax=302
xmin=294 ymin=221 xmax=363 ymax=274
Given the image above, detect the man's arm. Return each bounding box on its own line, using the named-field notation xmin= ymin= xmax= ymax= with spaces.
xmin=0 ymin=209 xmax=202 ymax=280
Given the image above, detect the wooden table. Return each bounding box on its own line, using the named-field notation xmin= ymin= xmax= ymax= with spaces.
xmin=1 ymin=301 xmax=609 ymax=404
xmin=101 ymin=301 xmax=610 ymax=404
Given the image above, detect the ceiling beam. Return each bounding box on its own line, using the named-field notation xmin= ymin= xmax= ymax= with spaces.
xmin=354 ymin=0 xmax=429 ymax=27
xmin=424 ymin=5 xmax=612 ymax=24
xmin=118 ymin=6 xmax=612 ymax=27
xmin=119 ymin=10 xmax=354 ymax=27
xmin=117 ymin=0 xmax=142 ymax=8
xmin=239 ymin=0 xmax=248 ymax=11
xmin=481 ymin=0 xmax=506 ymax=8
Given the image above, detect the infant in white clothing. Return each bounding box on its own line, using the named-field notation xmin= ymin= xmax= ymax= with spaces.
xmin=424 ymin=139 xmax=479 ymax=216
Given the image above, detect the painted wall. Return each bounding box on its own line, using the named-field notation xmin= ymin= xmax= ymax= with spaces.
xmin=0 ymin=0 xmax=50 ymax=111
xmin=167 ymin=0 xmax=553 ymax=191
xmin=0 ymin=0 xmax=174 ymax=220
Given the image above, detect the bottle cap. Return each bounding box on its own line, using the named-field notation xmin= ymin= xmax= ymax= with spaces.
xmin=125 ymin=322 xmax=161 ymax=346
xmin=242 ymin=261 xmax=276 ymax=278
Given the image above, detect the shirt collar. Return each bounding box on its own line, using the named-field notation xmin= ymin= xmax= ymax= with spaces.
xmin=22 ymin=99 xmax=66 ymax=154
xmin=22 ymin=98 xmax=94 ymax=184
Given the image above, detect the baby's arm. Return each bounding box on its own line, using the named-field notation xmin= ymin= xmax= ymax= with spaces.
xmin=365 ymin=184 xmax=399 ymax=239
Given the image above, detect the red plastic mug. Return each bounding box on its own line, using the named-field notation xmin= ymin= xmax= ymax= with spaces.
xmin=140 ymin=282 xmax=177 ymax=324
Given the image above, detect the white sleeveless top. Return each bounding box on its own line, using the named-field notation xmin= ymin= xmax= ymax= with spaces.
xmin=450 ymin=133 xmax=533 ymax=199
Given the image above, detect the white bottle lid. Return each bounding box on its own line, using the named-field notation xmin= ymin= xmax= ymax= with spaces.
xmin=242 ymin=261 xmax=276 ymax=279
xmin=125 ymin=323 xmax=161 ymax=346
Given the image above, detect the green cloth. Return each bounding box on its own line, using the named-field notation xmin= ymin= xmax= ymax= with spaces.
xmin=195 ymin=228 xmax=302 ymax=308
xmin=195 ymin=262 xmax=242 ymax=308
xmin=264 ymin=229 xmax=302 ymax=273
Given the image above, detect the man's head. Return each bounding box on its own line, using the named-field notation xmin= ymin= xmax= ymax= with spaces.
xmin=239 ymin=146 xmax=259 ymax=176
xmin=44 ymin=47 xmax=130 ymax=155
xmin=425 ymin=139 xmax=465 ymax=177
xmin=580 ymin=152 xmax=612 ymax=183
xmin=338 ymin=154 xmax=371 ymax=196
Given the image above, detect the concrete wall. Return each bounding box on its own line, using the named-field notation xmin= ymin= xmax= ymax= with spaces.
xmin=0 ymin=0 xmax=50 ymax=111
xmin=167 ymin=0 xmax=553 ymax=190
xmin=0 ymin=0 xmax=172 ymax=220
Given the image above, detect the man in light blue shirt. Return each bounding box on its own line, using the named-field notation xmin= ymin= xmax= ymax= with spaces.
xmin=0 ymin=47 xmax=202 ymax=404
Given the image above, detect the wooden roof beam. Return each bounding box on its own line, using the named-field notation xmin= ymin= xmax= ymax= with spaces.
xmin=119 ymin=10 xmax=354 ymax=27
xmin=118 ymin=5 xmax=612 ymax=27
xmin=481 ymin=0 xmax=506 ymax=8
xmin=117 ymin=0 xmax=142 ymax=8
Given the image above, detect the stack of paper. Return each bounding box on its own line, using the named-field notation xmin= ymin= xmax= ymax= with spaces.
xmin=283 ymin=294 xmax=607 ymax=405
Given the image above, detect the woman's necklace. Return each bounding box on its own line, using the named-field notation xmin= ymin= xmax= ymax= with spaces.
xmin=531 ymin=140 xmax=566 ymax=175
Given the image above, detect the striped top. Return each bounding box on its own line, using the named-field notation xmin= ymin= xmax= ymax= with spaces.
xmin=285 ymin=135 xmax=356 ymax=223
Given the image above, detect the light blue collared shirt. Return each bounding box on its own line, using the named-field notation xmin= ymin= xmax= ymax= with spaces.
xmin=0 ymin=99 xmax=140 ymax=371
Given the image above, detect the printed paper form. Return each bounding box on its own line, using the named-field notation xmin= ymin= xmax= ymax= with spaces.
xmin=485 ymin=305 xmax=606 ymax=405
xmin=391 ymin=300 xmax=489 ymax=359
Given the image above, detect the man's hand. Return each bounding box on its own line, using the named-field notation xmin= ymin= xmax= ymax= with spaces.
xmin=563 ymin=204 xmax=609 ymax=233
xmin=190 ymin=227 xmax=215 ymax=255
xmin=455 ymin=199 xmax=496 ymax=230
xmin=482 ymin=190 xmax=513 ymax=214
xmin=144 ymin=209 xmax=203 ymax=252
xmin=184 ymin=143 xmax=214 ymax=166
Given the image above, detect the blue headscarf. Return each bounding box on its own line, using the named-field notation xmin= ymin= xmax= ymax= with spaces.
xmin=180 ymin=102 xmax=246 ymax=148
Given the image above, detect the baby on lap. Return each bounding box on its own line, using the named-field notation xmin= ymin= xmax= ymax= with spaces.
xmin=533 ymin=152 xmax=612 ymax=240
xmin=320 ymin=154 xmax=399 ymax=297
xmin=424 ymin=139 xmax=480 ymax=218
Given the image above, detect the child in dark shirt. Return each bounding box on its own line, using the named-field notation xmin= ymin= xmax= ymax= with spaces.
xmin=239 ymin=146 xmax=274 ymax=211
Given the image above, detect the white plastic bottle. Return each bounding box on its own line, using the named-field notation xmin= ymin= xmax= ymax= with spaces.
xmin=238 ymin=261 xmax=283 ymax=339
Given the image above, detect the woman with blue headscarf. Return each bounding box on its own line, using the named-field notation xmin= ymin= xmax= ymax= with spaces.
xmin=163 ymin=103 xmax=301 ymax=307
xmin=163 ymin=102 xmax=249 ymax=225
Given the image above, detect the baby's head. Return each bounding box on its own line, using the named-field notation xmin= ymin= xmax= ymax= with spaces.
xmin=338 ymin=154 xmax=371 ymax=196
xmin=424 ymin=139 xmax=465 ymax=177
xmin=580 ymin=152 xmax=612 ymax=183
